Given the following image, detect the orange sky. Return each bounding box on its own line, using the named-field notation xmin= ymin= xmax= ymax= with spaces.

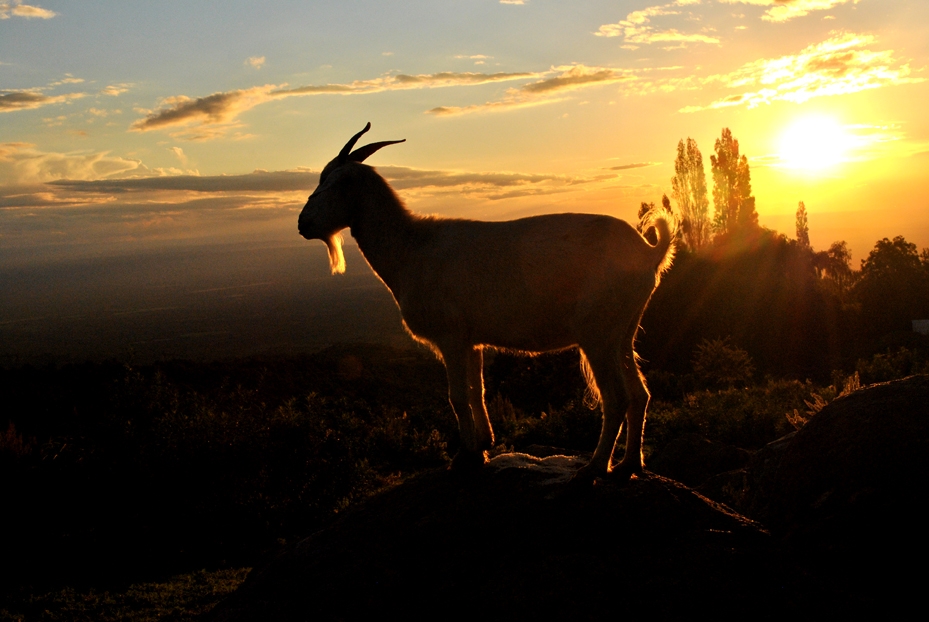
xmin=2 ymin=1 xmax=928 ymax=269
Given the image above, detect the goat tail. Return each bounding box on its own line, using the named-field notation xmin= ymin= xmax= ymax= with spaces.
xmin=646 ymin=215 xmax=676 ymax=278
xmin=579 ymin=350 xmax=602 ymax=410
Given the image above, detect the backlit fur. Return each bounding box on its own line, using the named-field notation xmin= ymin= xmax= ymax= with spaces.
xmin=298 ymin=127 xmax=675 ymax=479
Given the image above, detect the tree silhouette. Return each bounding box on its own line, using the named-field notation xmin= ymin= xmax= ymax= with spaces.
xmin=855 ymin=236 xmax=929 ymax=338
xmin=795 ymin=201 xmax=810 ymax=248
xmin=710 ymin=128 xmax=757 ymax=234
xmin=671 ymin=138 xmax=711 ymax=251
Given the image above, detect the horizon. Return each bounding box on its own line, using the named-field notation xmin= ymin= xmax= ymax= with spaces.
xmin=2 ymin=1 xmax=928 ymax=362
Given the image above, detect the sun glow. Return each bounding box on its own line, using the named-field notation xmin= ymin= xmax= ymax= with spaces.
xmin=777 ymin=116 xmax=853 ymax=173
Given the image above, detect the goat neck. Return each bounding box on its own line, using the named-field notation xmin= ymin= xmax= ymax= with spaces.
xmin=347 ymin=166 xmax=417 ymax=288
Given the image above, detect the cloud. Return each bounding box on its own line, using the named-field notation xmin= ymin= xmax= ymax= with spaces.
xmin=607 ymin=162 xmax=660 ymax=170
xmin=169 ymin=147 xmax=187 ymax=165
xmin=427 ymin=64 xmax=635 ymax=116
xmin=0 ymin=143 xmax=144 ymax=185
xmin=0 ymin=1 xmax=56 ymax=19
xmin=47 ymin=164 xmax=619 ymax=203
xmin=131 ymin=72 xmax=540 ymax=138
xmin=679 ymin=32 xmax=925 ymax=112
xmin=131 ymin=85 xmax=280 ymax=133
xmin=101 ymin=84 xmax=131 ymax=96
xmin=0 ymin=90 xmax=85 ymax=113
xmin=596 ymin=2 xmax=720 ymax=47
xmin=273 ymin=71 xmax=539 ymax=96
xmin=51 ymin=169 xmax=320 ymax=194
xmin=719 ymin=0 xmax=860 ymax=23
xmin=499 ymin=1 xmax=526 ymax=5
xmin=246 ymin=56 xmax=266 ymax=69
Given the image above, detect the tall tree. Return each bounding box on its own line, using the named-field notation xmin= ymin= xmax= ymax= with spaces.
xmin=796 ymin=201 xmax=810 ymax=248
xmin=710 ymin=128 xmax=757 ymax=234
xmin=671 ymin=138 xmax=710 ymax=250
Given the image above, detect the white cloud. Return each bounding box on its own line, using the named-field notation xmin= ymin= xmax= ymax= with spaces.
xmin=246 ymin=56 xmax=265 ymax=69
xmin=0 ymin=1 xmax=56 ymax=19
xmin=0 ymin=143 xmax=143 ymax=185
xmin=718 ymin=0 xmax=860 ymax=23
xmin=597 ymin=2 xmax=720 ymax=47
xmin=678 ymin=32 xmax=924 ymax=112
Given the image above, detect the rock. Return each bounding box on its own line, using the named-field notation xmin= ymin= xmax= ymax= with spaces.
xmin=743 ymin=375 xmax=929 ymax=541
xmin=716 ymin=375 xmax=929 ymax=613
xmin=648 ymin=433 xmax=752 ymax=487
xmin=206 ymin=453 xmax=777 ymax=621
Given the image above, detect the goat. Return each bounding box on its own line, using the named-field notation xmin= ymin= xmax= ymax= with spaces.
xmin=298 ymin=123 xmax=674 ymax=480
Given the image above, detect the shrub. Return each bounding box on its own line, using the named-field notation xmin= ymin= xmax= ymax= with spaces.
xmin=692 ymin=337 xmax=755 ymax=389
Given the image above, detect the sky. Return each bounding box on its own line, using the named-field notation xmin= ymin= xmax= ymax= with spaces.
xmin=1 ymin=1 xmax=928 ymax=360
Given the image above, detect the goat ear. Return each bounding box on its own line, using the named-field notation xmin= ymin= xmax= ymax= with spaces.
xmin=338 ymin=122 xmax=372 ymax=161
xmin=349 ymin=139 xmax=406 ymax=163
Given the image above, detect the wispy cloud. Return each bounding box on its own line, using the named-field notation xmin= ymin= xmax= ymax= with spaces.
xmin=499 ymin=1 xmax=526 ymax=5
xmin=246 ymin=56 xmax=266 ymax=69
xmin=0 ymin=142 xmax=143 ymax=184
xmin=101 ymin=83 xmax=132 ymax=96
xmin=679 ymin=32 xmax=924 ymax=112
xmin=0 ymin=1 xmax=56 ymax=19
xmin=596 ymin=1 xmax=720 ymax=49
xmin=169 ymin=147 xmax=187 ymax=165
xmin=130 ymin=72 xmax=540 ymax=138
xmin=719 ymin=0 xmax=860 ymax=24
xmin=131 ymin=85 xmax=280 ymax=134
xmin=273 ymin=71 xmax=538 ymax=96
xmin=427 ymin=64 xmax=635 ymax=116
xmin=0 ymin=90 xmax=85 ymax=113
xmin=607 ymin=162 xmax=660 ymax=170
xmin=47 ymin=164 xmax=617 ymax=202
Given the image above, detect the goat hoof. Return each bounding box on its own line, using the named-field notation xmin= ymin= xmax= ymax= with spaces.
xmin=609 ymin=460 xmax=643 ymax=482
xmin=450 ymin=449 xmax=487 ymax=473
xmin=568 ymin=464 xmax=601 ymax=487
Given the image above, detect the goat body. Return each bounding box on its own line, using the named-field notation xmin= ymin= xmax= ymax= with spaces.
xmin=298 ymin=123 xmax=674 ymax=479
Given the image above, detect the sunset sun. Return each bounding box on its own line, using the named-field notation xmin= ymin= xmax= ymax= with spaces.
xmin=777 ymin=115 xmax=853 ymax=172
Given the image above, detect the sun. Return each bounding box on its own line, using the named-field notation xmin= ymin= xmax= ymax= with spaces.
xmin=777 ymin=115 xmax=852 ymax=173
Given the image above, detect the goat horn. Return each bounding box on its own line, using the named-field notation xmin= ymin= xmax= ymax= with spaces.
xmin=338 ymin=122 xmax=372 ymax=160
xmin=349 ymin=139 xmax=406 ymax=163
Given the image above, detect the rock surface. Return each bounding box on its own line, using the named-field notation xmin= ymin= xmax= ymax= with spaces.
xmin=207 ymin=453 xmax=780 ymax=621
xmin=648 ymin=433 xmax=752 ymax=487
xmin=207 ymin=376 xmax=929 ymax=620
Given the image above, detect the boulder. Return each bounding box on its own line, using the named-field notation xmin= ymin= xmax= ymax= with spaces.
xmin=742 ymin=375 xmax=929 ymax=541
xmin=206 ymin=452 xmax=777 ymax=620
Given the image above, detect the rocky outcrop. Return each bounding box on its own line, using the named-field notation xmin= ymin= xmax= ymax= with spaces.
xmin=720 ymin=375 xmax=929 ymax=543
xmin=207 ymin=453 xmax=777 ymax=621
xmin=207 ymin=376 xmax=929 ymax=620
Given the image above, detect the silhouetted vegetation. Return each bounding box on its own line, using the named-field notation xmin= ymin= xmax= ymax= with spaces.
xmin=4 ymin=129 xmax=929 ymax=619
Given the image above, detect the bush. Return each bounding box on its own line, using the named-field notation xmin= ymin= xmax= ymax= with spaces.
xmin=645 ymin=379 xmax=810 ymax=454
xmin=692 ymin=337 xmax=755 ymax=389
xmin=856 ymin=347 xmax=929 ymax=385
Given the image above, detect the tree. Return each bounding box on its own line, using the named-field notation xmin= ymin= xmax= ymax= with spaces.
xmin=710 ymin=128 xmax=757 ymax=234
xmin=795 ymin=201 xmax=810 ymax=248
xmin=855 ymin=236 xmax=929 ymax=337
xmin=671 ymin=138 xmax=711 ymax=251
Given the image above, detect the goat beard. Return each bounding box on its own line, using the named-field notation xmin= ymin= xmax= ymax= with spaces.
xmin=325 ymin=233 xmax=346 ymax=275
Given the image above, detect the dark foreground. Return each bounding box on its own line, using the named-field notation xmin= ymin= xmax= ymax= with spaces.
xmin=209 ymin=376 xmax=929 ymax=620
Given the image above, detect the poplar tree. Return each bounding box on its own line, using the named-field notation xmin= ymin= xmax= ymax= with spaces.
xmin=710 ymin=128 xmax=757 ymax=234
xmin=671 ymin=138 xmax=710 ymax=250
xmin=796 ymin=201 xmax=810 ymax=248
